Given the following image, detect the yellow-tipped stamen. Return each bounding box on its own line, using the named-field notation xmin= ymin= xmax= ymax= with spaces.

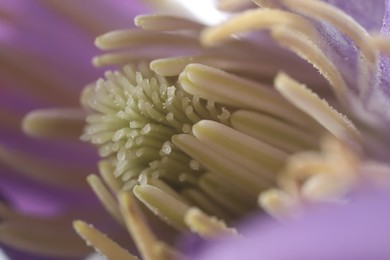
xmin=230 ymin=110 xmax=319 ymax=152
xmin=151 ymin=54 xmax=268 ymax=77
xmin=181 ymin=188 xmax=231 ymax=220
xmin=135 ymin=14 xmax=204 ymax=31
xmin=370 ymin=35 xmax=390 ymax=55
xmin=217 ymin=0 xmax=253 ymax=12
xmin=179 ymin=64 xmax=315 ymax=128
xmin=275 ymin=73 xmax=362 ymax=151
xmin=270 ymin=27 xmax=348 ymax=101
xmin=193 ymin=120 xmax=287 ymax=174
xmin=118 ymin=192 xmax=161 ymax=260
xmin=281 ymin=0 xmax=378 ymax=99
xmin=22 ymin=108 xmax=85 ymax=139
xmin=152 ymin=241 xmax=185 ymax=260
xmin=139 ymin=174 xmax=191 ymax=204
xmin=252 ymin=0 xmax=279 ymax=8
xmin=199 ymin=173 xmax=255 ymax=216
xmin=259 ymin=189 xmax=299 ymax=220
xmin=95 ymin=29 xmax=201 ymax=50
xmin=133 ymin=184 xmax=191 ymax=231
xmin=201 ymin=9 xmax=317 ymax=47
xmin=184 ymin=207 xmax=238 ymax=238
xmin=87 ymin=174 xmax=124 ymax=225
xmin=73 ymin=220 xmax=138 ymax=260
xmin=172 ymin=134 xmax=267 ymax=196
xmin=282 ymin=0 xmax=375 ymax=63
xmin=98 ymin=160 xmax=123 ymax=194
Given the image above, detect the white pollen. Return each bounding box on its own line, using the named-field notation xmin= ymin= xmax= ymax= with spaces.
xmin=189 ymin=160 xmax=200 ymax=170
xmin=138 ymin=173 xmax=147 ymax=185
xmin=182 ymin=124 xmax=191 ymax=133
xmin=141 ymin=124 xmax=151 ymax=134
xmin=162 ymin=141 xmax=172 ymax=155
xmin=136 ymin=149 xmax=143 ymax=157
xmin=166 ymin=113 xmax=174 ymax=121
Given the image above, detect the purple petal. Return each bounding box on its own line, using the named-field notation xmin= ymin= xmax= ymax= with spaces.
xmin=190 ymin=189 xmax=390 ymax=260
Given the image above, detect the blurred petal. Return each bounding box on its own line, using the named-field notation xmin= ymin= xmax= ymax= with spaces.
xmin=190 ymin=189 xmax=390 ymax=260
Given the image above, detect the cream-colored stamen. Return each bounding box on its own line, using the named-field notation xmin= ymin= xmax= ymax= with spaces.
xmin=275 ymin=73 xmax=362 ymax=151
xmin=259 ymin=189 xmax=299 ymax=220
xmin=73 ymin=220 xmax=138 ymax=260
xmin=118 ymin=192 xmax=161 ymax=260
xmin=181 ymin=188 xmax=231 ymax=220
xmin=98 ymin=160 xmax=122 ymax=194
xmin=95 ymin=29 xmax=201 ymax=50
xmin=282 ymin=0 xmax=375 ymax=63
xmin=172 ymin=134 xmax=267 ymax=196
xmin=22 ymin=108 xmax=85 ymax=139
xmin=87 ymin=174 xmax=123 ymax=225
xmin=193 ymin=120 xmax=287 ymax=174
xmin=133 ymin=184 xmax=191 ymax=231
xmin=270 ymin=27 xmax=348 ymax=101
xmin=201 ymin=9 xmax=317 ymax=47
xmin=179 ymin=63 xmax=315 ymax=128
xmin=184 ymin=207 xmax=238 ymax=238
xmin=230 ymin=110 xmax=318 ymax=152
xmin=135 ymin=14 xmax=204 ymax=31
xmin=217 ymin=0 xmax=253 ymax=12
xmin=370 ymin=35 xmax=390 ymax=55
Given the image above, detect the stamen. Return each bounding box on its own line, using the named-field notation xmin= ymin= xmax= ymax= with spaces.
xmin=370 ymin=35 xmax=390 ymax=55
xmin=151 ymin=54 xmax=277 ymax=78
xmin=193 ymin=120 xmax=287 ymax=174
xmin=282 ymin=0 xmax=375 ymax=63
xmin=275 ymin=73 xmax=362 ymax=151
xmin=98 ymin=160 xmax=123 ymax=193
xmin=22 ymin=108 xmax=85 ymax=139
xmin=172 ymin=134 xmax=266 ymax=196
xmin=82 ymin=63 xmax=233 ymax=187
xmin=135 ymin=14 xmax=204 ymax=31
xmin=118 ymin=192 xmax=160 ymax=260
xmin=230 ymin=110 xmax=319 ymax=152
xmin=199 ymin=173 xmax=255 ymax=216
xmin=179 ymin=63 xmax=314 ymax=128
xmin=217 ymin=0 xmax=253 ymax=12
xmin=270 ymin=26 xmax=348 ymax=101
xmin=258 ymin=189 xmax=299 ymax=220
xmin=73 ymin=220 xmax=138 ymax=260
xmin=95 ymin=29 xmax=201 ymax=50
xmin=133 ymin=184 xmax=191 ymax=231
xmin=252 ymin=0 xmax=280 ymax=8
xmin=184 ymin=208 xmax=238 ymax=238
xmin=87 ymin=174 xmax=124 ymax=225
xmin=181 ymin=188 xmax=231 ymax=220
xmin=201 ymin=9 xmax=317 ymax=47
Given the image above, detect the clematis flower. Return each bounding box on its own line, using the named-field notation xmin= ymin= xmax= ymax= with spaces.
xmin=65 ymin=0 xmax=390 ymax=259
xmin=3 ymin=0 xmax=390 ymax=259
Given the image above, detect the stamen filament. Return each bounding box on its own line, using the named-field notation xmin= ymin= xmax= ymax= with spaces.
xmin=73 ymin=220 xmax=138 ymax=260
xmin=275 ymin=73 xmax=362 ymax=151
xmin=184 ymin=208 xmax=238 ymax=238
